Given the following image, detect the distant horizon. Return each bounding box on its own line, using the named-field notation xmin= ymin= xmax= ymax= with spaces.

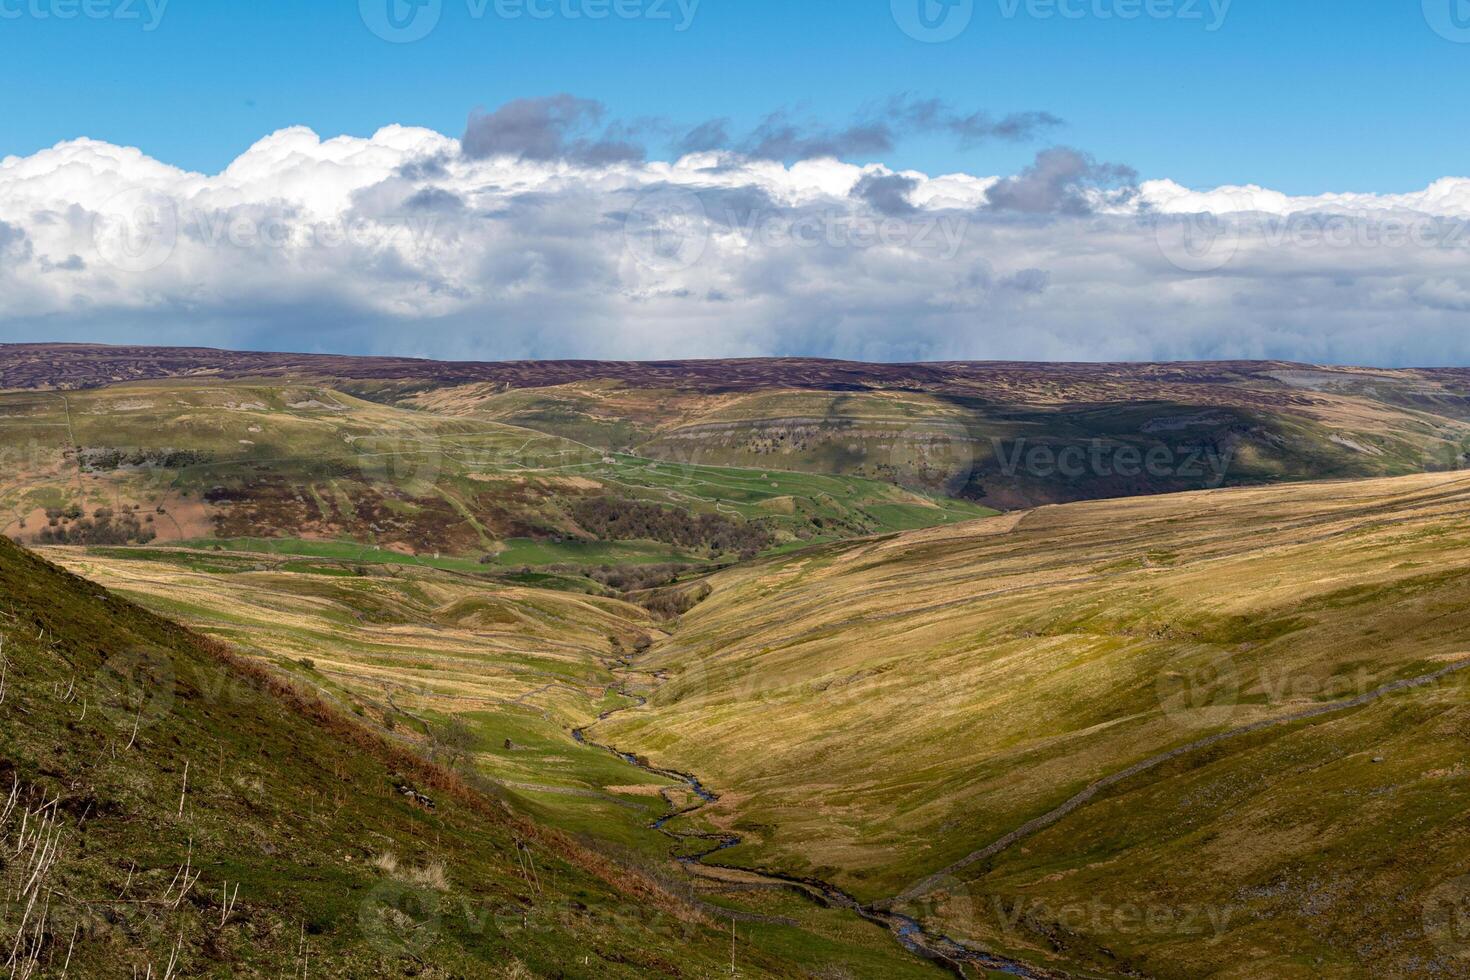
xmin=4 ymin=339 xmax=1467 ymax=373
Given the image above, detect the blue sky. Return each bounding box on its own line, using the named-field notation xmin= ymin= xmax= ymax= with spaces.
xmin=2 ymin=0 xmax=1466 ymax=194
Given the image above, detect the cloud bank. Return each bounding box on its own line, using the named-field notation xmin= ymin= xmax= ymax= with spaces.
xmin=5 ymin=96 xmax=1470 ymax=365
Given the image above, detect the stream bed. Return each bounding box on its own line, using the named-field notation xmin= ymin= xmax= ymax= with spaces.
xmin=571 ymin=688 xmax=1064 ymax=979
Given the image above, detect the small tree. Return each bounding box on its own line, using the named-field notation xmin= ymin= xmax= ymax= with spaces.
xmin=429 ymin=717 xmax=478 ymax=771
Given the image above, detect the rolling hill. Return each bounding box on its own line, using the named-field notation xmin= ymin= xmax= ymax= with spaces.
xmin=0 ymin=534 xmax=809 ymax=977
xmin=596 ymin=472 xmax=1470 ymax=977
xmin=27 ymin=545 xmax=984 ymax=977
xmin=12 ymin=346 xmax=1470 ymax=976
xmin=403 ymin=363 xmax=1470 ymax=508
xmin=40 ymin=545 xmax=698 ymax=862
xmin=7 ymin=344 xmax=1470 ymax=509
xmin=0 ymin=378 xmax=989 ymax=567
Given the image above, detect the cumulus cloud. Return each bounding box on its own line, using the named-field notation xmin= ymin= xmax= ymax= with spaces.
xmin=985 ymin=147 xmax=1138 ymax=215
xmin=851 ymin=173 xmax=920 ymax=216
xmin=461 ymin=95 xmax=645 ymax=165
xmin=0 ymin=222 xmax=32 ymax=274
xmin=6 ymin=105 xmax=1470 ymax=365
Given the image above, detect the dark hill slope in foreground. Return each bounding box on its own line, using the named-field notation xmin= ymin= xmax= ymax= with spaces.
xmin=0 ymin=536 xmax=789 ymax=978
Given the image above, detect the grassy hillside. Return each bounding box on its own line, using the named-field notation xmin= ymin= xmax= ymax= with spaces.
xmin=406 ymin=369 xmax=1470 ymax=509
xmin=16 ymin=347 xmax=1470 ymax=976
xmin=0 ymin=535 xmax=821 ymax=977
xmin=31 ymin=544 xmax=959 ymax=978
xmin=9 ymin=346 xmax=1470 ymax=509
xmin=599 ymin=472 xmax=1470 ymax=977
xmin=0 ymin=380 xmax=992 ymax=565
xmin=41 ymin=546 xmax=689 ymax=859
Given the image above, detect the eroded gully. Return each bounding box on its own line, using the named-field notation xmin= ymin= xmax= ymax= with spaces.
xmin=569 ymin=663 xmax=1063 ymax=980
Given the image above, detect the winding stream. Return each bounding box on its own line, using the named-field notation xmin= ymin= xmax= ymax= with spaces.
xmin=569 ymin=656 xmax=1470 ymax=977
xmin=571 ymin=678 xmax=1062 ymax=979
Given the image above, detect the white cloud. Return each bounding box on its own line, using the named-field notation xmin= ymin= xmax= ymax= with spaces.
xmin=1138 ymin=177 xmax=1470 ymax=217
xmin=3 ymin=125 xmax=1470 ymax=364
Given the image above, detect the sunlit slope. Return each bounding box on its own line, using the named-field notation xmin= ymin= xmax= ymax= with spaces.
xmin=12 ymin=346 xmax=1470 ymax=509
xmin=37 ymin=549 xmax=955 ymax=979
xmin=42 ymin=547 xmax=690 ymax=856
xmin=0 ymin=380 xmax=990 ymax=561
xmin=0 ymin=537 xmax=801 ymax=978
xmin=406 ymin=368 xmax=1470 ymax=507
xmin=601 ymin=472 xmax=1470 ymax=976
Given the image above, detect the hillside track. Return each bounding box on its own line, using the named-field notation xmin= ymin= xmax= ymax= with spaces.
xmin=888 ymin=657 xmax=1470 ymax=907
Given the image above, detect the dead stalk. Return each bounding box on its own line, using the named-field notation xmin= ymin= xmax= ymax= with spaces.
xmin=220 ymin=881 xmax=240 ymax=927
xmin=60 ymin=923 xmax=79 ymax=978
xmin=124 ymin=704 xmax=143 ymax=751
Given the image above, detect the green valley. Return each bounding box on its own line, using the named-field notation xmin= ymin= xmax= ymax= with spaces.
xmin=9 ymin=348 xmax=1470 ymax=978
